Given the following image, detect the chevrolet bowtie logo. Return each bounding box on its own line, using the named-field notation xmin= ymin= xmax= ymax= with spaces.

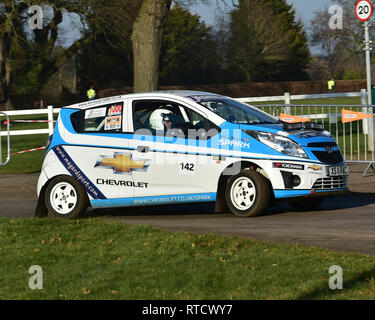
xmin=95 ymin=153 xmax=150 ymax=174
xmin=308 ymin=165 xmax=322 ymax=171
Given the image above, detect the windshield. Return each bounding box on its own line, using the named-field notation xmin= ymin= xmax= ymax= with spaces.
xmin=188 ymin=96 xmax=279 ymax=125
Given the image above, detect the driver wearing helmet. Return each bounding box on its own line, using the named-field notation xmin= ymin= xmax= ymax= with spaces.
xmin=162 ymin=113 xmax=174 ymax=131
xmin=149 ymin=109 xmax=175 ymax=133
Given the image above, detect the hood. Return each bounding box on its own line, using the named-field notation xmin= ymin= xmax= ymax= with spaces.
xmin=239 ymin=123 xmax=337 ymax=147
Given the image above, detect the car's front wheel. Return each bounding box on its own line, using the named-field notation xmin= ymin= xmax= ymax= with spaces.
xmin=45 ymin=176 xmax=89 ymax=219
xmin=225 ymin=169 xmax=270 ymax=217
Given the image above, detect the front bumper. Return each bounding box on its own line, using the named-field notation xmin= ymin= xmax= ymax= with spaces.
xmin=269 ymin=161 xmax=349 ymax=199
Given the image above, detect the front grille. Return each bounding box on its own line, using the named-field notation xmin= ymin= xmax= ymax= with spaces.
xmin=307 ymin=142 xmax=337 ymax=148
xmin=312 ymin=150 xmax=343 ymax=164
xmin=312 ymin=176 xmax=348 ymax=190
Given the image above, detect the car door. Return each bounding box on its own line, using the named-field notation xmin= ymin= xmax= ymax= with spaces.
xmin=68 ymin=100 xmax=134 ymax=200
xmin=126 ymin=97 xmax=221 ymax=201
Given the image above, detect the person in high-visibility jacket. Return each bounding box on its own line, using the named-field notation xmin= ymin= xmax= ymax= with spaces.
xmin=328 ymin=78 xmax=335 ymax=93
xmin=87 ymin=86 xmax=96 ymax=101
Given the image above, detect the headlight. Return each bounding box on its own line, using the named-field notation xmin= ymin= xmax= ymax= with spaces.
xmin=245 ymin=131 xmax=308 ymax=159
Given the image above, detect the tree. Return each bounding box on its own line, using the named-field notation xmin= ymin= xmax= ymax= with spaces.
xmin=309 ymin=1 xmax=369 ymax=80
xmin=78 ymin=0 xmax=141 ymax=93
xmin=226 ymin=0 xmax=290 ymax=82
xmin=259 ymin=0 xmax=310 ymax=80
xmin=131 ymin=0 xmax=172 ymax=92
xmin=310 ymin=7 xmax=343 ymax=78
xmin=0 ymin=1 xmax=94 ymax=109
xmin=0 ymin=1 xmax=29 ymax=108
xmin=159 ymin=5 xmax=220 ymax=85
xmin=226 ymin=0 xmax=310 ymax=82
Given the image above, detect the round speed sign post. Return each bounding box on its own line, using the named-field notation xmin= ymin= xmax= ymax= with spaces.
xmin=356 ymin=0 xmax=375 ymax=151
xmin=356 ymin=0 xmax=373 ymax=104
xmin=356 ymin=0 xmax=373 ymax=21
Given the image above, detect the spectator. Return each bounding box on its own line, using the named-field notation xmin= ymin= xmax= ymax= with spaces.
xmin=87 ymin=86 xmax=96 ymax=101
xmin=328 ymin=78 xmax=335 ymax=93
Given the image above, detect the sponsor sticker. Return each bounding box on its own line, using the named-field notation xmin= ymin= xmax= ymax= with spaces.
xmin=273 ymin=162 xmax=304 ymax=170
xmin=105 ymin=116 xmax=122 ymax=130
xmin=107 ymin=104 xmax=123 ymax=116
xmin=85 ymin=107 xmax=107 ymax=119
xmin=52 ymin=146 xmax=106 ymax=200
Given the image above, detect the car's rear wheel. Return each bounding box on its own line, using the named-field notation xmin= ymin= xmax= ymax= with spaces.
xmin=225 ymin=169 xmax=270 ymax=217
xmin=45 ymin=176 xmax=89 ymax=219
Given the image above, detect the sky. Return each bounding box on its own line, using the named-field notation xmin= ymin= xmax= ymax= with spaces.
xmin=189 ymin=0 xmax=334 ymax=27
xmin=288 ymin=0 xmax=333 ymax=24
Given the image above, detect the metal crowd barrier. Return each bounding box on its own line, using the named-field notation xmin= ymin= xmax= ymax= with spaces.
xmin=0 ymin=112 xmax=11 ymax=166
xmin=256 ymin=104 xmax=375 ymax=176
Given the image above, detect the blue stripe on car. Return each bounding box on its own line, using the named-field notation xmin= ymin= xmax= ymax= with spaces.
xmin=90 ymin=192 xmax=217 ymax=208
xmin=52 ymin=145 xmax=107 ymax=200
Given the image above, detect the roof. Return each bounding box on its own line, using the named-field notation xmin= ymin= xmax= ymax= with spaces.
xmin=65 ymin=90 xmax=222 ymax=110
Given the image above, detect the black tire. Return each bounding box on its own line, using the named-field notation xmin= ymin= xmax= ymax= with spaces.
xmin=225 ymin=169 xmax=270 ymax=217
xmin=45 ymin=175 xmax=89 ymax=219
xmin=289 ymin=197 xmax=325 ymax=211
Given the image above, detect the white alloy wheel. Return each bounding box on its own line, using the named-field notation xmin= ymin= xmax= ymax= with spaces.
xmin=230 ymin=176 xmax=256 ymax=211
xmin=49 ymin=182 xmax=78 ymax=215
xmin=225 ymin=169 xmax=270 ymax=217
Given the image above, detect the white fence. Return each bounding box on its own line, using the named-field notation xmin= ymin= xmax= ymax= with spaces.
xmin=1 ymin=90 xmax=375 ymax=173
xmin=0 ymin=105 xmax=60 ymax=137
xmin=236 ymin=91 xmax=364 ymax=104
xmin=0 ymin=90 xmax=367 ymax=137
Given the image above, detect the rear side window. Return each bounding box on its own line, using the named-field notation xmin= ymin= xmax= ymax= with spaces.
xmin=71 ymin=102 xmax=124 ymax=133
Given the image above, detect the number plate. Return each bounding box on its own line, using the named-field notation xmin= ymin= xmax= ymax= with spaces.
xmin=327 ymin=165 xmax=349 ymax=176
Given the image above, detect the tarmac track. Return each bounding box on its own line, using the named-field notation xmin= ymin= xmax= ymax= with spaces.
xmin=1 ymin=163 xmax=375 ymax=255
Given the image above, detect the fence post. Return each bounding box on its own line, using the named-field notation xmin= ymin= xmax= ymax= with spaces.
xmin=48 ymin=105 xmax=54 ymax=135
xmin=284 ymin=92 xmax=291 ymax=114
xmin=368 ymin=102 xmax=375 ymax=153
xmin=0 ymin=112 xmax=10 ymax=166
xmin=361 ymin=89 xmax=368 ymax=135
xmin=0 ymin=114 xmax=2 ymax=164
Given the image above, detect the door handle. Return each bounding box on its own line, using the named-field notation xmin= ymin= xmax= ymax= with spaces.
xmin=137 ymin=146 xmax=150 ymax=153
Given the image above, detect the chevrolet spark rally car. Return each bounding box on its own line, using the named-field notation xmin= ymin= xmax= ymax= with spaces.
xmin=35 ymin=91 xmax=349 ymax=218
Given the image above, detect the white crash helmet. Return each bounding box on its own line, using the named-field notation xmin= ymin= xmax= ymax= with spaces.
xmin=149 ymin=109 xmax=172 ymax=130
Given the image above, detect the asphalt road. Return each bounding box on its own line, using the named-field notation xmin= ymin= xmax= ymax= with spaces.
xmin=1 ymin=163 xmax=375 ymax=255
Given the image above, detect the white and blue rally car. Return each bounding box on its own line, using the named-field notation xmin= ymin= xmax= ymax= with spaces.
xmin=35 ymin=91 xmax=349 ymax=218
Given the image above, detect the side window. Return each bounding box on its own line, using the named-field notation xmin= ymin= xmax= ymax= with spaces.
xmin=71 ymin=102 xmax=124 ymax=133
xmin=132 ymin=100 xmax=185 ymax=133
xmin=132 ymin=100 xmax=220 ymax=140
xmin=182 ymin=106 xmax=221 ymax=140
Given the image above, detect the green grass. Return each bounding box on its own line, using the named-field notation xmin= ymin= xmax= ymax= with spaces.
xmin=0 ymin=135 xmax=47 ymax=174
xmin=0 ymin=218 xmax=374 ymax=300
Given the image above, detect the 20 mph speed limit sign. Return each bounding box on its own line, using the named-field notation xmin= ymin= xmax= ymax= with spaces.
xmin=356 ymin=0 xmax=373 ymax=22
